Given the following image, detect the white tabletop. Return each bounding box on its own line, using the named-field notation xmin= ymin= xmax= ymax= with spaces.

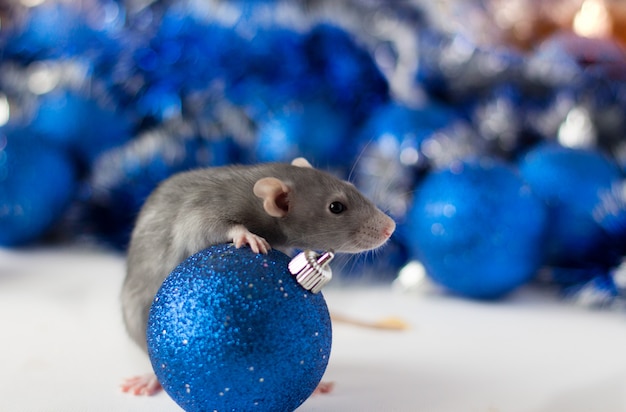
xmin=1 ymin=246 xmax=625 ymax=412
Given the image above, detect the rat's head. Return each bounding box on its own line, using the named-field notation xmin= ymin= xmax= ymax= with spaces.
xmin=253 ymin=158 xmax=396 ymax=253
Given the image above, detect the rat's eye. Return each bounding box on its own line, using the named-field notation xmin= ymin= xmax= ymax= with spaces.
xmin=329 ymin=201 xmax=346 ymax=214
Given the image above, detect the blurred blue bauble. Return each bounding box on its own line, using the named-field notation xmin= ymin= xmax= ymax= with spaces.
xmin=407 ymin=159 xmax=547 ymax=299
xmin=30 ymin=91 xmax=133 ymax=167
xmin=518 ymin=144 xmax=622 ymax=267
xmin=85 ymin=127 xmax=240 ymax=249
xmin=255 ymin=100 xmax=352 ymax=168
xmin=147 ymin=244 xmax=332 ymax=412
xmin=0 ymin=132 xmax=77 ymax=246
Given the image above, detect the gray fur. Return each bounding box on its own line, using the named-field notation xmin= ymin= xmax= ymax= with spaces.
xmin=121 ymin=162 xmax=395 ymax=351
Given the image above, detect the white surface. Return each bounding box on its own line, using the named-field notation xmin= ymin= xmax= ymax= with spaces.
xmin=1 ymin=246 xmax=626 ymax=412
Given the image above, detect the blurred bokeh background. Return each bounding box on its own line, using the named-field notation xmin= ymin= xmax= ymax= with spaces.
xmin=1 ymin=0 xmax=626 ymax=307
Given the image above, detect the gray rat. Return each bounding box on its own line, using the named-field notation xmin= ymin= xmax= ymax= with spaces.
xmin=120 ymin=157 xmax=395 ymax=395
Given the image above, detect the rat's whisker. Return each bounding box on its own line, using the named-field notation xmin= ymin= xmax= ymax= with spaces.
xmin=347 ymin=137 xmax=373 ymax=183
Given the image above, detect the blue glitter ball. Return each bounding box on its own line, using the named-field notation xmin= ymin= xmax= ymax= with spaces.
xmin=147 ymin=244 xmax=332 ymax=412
xmin=0 ymin=132 xmax=77 ymax=246
xmin=407 ymin=159 xmax=548 ymax=299
xmin=518 ymin=144 xmax=623 ymax=267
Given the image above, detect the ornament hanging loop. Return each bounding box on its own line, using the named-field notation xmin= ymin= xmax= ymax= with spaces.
xmin=288 ymin=250 xmax=334 ymax=293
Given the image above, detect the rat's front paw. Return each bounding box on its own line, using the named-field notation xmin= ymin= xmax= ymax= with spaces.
xmin=229 ymin=225 xmax=271 ymax=254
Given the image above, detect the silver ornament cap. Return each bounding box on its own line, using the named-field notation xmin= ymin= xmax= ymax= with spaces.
xmin=288 ymin=250 xmax=334 ymax=293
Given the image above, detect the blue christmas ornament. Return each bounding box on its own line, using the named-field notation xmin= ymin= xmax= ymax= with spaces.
xmin=147 ymin=244 xmax=332 ymax=412
xmin=0 ymin=131 xmax=77 ymax=246
xmin=518 ymin=144 xmax=623 ymax=267
xmin=407 ymin=159 xmax=547 ymax=299
xmin=30 ymin=90 xmax=133 ymax=167
xmin=255 ymin=100 xmax=352 ymax=168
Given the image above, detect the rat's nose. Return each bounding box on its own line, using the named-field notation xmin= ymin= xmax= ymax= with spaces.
xmin=382 ymin=218 xmax=396 ymax=239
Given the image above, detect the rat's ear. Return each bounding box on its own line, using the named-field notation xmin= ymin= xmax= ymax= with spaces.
xmin=253 ymin=177 xmax=291 ymax=218
xmin=291 ymin=157 xmax=313 ymax=168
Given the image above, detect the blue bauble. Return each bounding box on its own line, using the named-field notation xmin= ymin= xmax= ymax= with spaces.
xmin=255 ymin=100 xmax=352 ymax=168
xmin=518 ymin=144 xmax=622 ymax=267
xmin=147 ymin=244 xmax=332 ymax=412
xmin=407 ymin=159 xmax=547 ymax=299
xmin=30 ymin=91 xmax=133 ymax=167
xmin=0 ymin=133 xmax=77 ymax=246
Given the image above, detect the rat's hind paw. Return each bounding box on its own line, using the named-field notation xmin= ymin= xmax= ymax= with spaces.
xmin=229 ymin=225 xmax=271 ymax=254
xmin=121 ymin=373 xmax=162 ymax=396
xmin=312 ymin=381 xmax=335 ymax=395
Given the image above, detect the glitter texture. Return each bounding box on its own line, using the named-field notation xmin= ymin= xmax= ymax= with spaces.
xmin=147 ymin=244 xmax=332 ymax=412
